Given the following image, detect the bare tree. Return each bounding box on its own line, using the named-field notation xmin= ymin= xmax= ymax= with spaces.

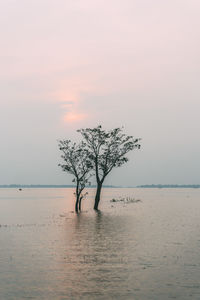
xmin=78 ymin=126 xmax=141 ymax=210
xmin=58 ymin=140 xmax=92 ymax=213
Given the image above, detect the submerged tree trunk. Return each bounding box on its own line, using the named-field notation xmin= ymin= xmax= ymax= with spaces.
xmin=79 ymin=195 xmax=83 ymax=211
xmin=94 ymin=182 xmax=103 ymax=210
xmin=75 ymin=197 xmax=79 ymax=213
xmin=75 ymin=182 xmax=80 ymax=213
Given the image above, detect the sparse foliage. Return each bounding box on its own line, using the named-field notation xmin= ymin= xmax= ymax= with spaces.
xmin=58 ymin=140 xmax=92 ymax=212
xmin=77 ymin=126 xmax=141 ymax=210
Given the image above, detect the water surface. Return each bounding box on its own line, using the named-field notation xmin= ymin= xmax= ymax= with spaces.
xmin=0 ymin=188 xmax=200 ymax=299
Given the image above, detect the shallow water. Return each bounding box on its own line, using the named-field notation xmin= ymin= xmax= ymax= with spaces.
xmin=0 ymin=188 xmax=200 ymax=299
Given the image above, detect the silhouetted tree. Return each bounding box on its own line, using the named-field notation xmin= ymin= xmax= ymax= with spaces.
xmin=78 ymin=126 xmax=141 ymax=210
xmin=58 ymin=140 xmax=92 ymax=213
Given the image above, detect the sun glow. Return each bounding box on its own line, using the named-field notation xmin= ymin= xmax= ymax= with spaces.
xmin=54 ymin=80 xmax=93 ymax=123
xmin=63 ymin=112 xmax=87 ymax=122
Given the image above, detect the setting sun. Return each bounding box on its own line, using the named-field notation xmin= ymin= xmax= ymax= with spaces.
xmin=63 ymin=112 xmax=86 ymax=122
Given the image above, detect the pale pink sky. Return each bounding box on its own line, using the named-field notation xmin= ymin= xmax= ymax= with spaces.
xmin=0 ymin=0 xmax=200 ymax=185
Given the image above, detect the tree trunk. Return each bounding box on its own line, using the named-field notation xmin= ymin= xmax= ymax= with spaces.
xmin=94 ymin=182 xmax=102 ymax=210
xmin=79 ymin=196 xmax=83 ymax=211
xmin=75 ymin=182 xmax=79 ymax=213
xmin=75 ymin=197 xmax=79 ymax=213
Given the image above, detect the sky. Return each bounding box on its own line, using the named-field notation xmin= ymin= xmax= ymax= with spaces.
xmin=0 ymin=0 xmax=200 ymax=186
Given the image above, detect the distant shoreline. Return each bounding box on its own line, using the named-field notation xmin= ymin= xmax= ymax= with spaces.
xmin=0 ymin=184 xmax=200 ymax=189
xmin=0 ymin=184 xmax=119 ymax=188
xmin=137 ymin=185 xmax=200 ymax=189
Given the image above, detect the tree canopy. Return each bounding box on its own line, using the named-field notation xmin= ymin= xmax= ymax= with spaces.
xmin=59 ymin=126 xmax=141 ymax=211
xmin=58 ymin=140 xmax=92 ymax=212
xmin=78 ymin=126 xmax=141 ymax=209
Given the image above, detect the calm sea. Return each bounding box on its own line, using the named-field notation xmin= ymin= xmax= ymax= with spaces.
xmin=0 ymin=188 xmax=200 ymax=300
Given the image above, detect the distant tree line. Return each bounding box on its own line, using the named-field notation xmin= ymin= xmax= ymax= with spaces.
xmin=138 ymin=184 xmax=200 ymax=188
xmin=59 ymin=125 xmax=141 ymax=212
xmin=0 ymin=184 xmax=118 ymax=188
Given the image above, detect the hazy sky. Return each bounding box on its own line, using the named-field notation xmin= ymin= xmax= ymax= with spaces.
xmin=1 ymin=0 xmax=200 ymax=186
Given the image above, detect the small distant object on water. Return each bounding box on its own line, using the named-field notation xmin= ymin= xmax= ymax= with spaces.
xmin=19 ymin=188 xmax=22 ymax=191
xmin=110 ymin=197 xmax=141 ymax=204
